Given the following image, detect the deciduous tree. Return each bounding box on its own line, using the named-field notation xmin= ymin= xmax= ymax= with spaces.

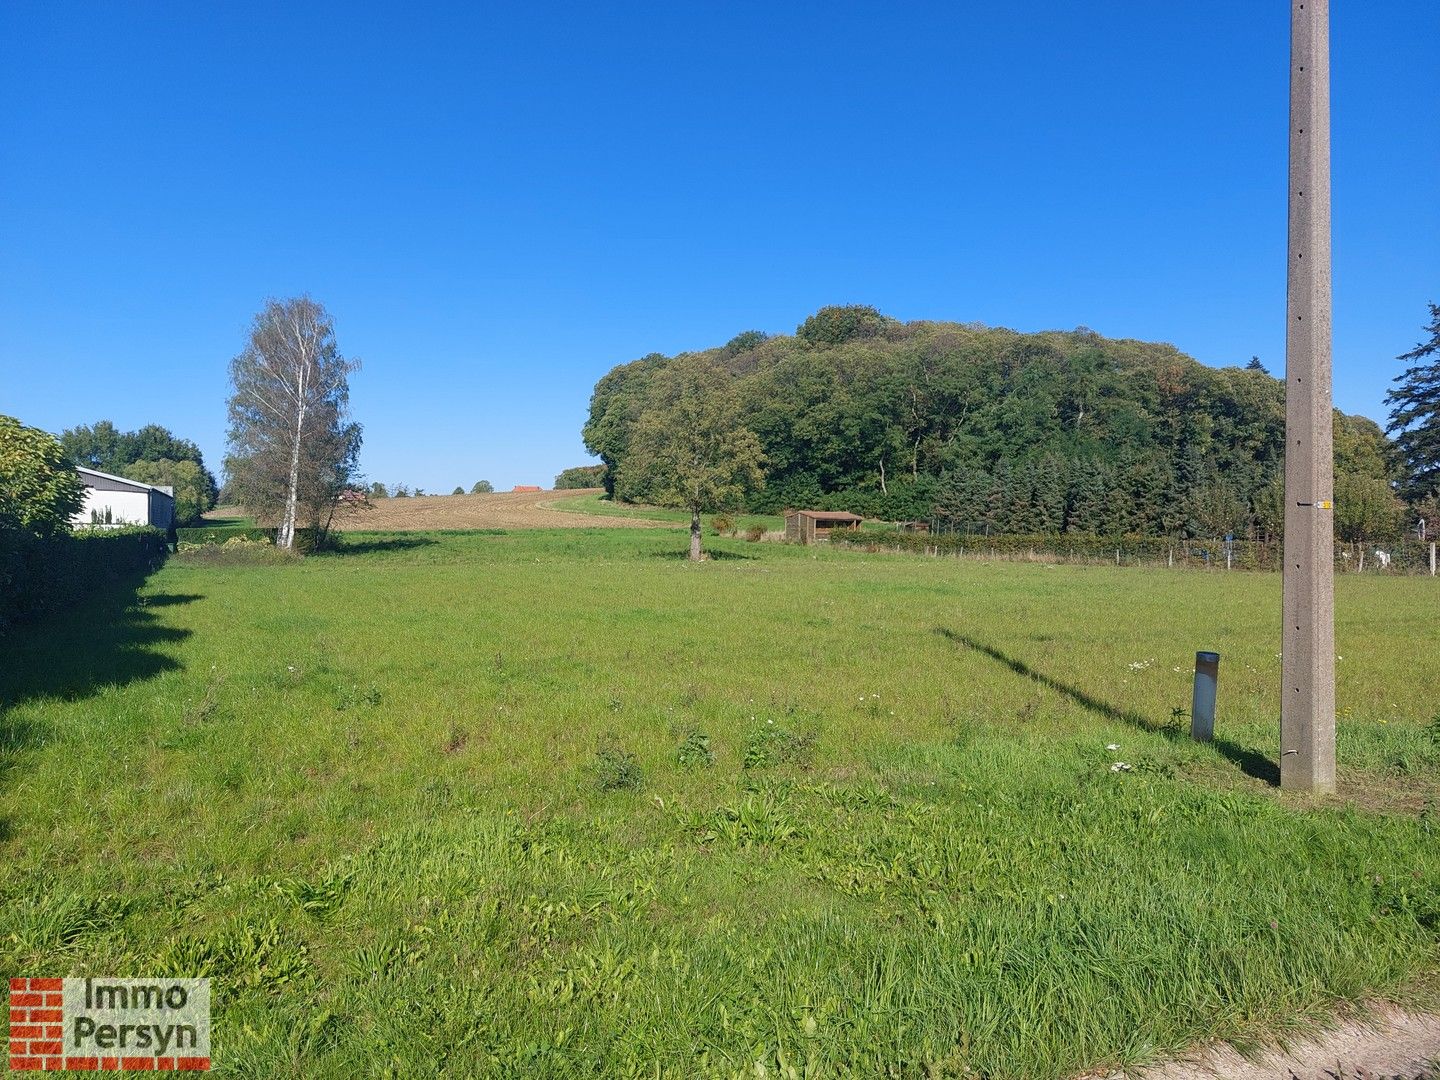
xmin=1334 ymin=472 xmax=1404 ymax=544
xmin=124 ymin=458 xmax=213 ymax=526
xmin=616 ymin=359 xmax=764 ymax=561
xmin=225 ymin=297 xmax=361 ymax=549
xmin=0 ymin=415 xmax=85 ymax=534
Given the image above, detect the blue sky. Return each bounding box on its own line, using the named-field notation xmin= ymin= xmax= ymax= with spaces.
xmin=2 ymin=2 xmax=1436 ymax=492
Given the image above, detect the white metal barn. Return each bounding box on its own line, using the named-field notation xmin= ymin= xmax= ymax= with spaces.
xmin=72 ymin=467 xmax=176 ymax=530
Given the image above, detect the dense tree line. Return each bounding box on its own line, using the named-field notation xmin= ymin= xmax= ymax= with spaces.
xmin=585 ymin=306 xmax=1411 ymax=542
xmin=554 ymin=464 xmax=607 ymax=489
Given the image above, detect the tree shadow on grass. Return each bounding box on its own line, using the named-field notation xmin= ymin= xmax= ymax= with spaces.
xmin=0 ymin=575 xmax=198 ymax=838
xmin=934 ymin=627 xmax=1279 ymax=785
xmin=327 ymin=536 xmax=440 ymax=556
xmin=651 ymin=548 xmax=759 ymax=561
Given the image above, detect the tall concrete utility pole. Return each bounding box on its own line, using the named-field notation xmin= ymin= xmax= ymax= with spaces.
xmin=1281 ymin=0 xmax=1336 ymax=793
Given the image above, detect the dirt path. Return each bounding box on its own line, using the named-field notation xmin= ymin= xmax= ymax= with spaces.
xmin=1100 ymin=1006 xmax=1440 ymax=1080
xmin=334 ymin=488 xmax=678 ymax=531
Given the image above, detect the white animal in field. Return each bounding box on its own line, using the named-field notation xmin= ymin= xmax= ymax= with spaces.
xmin=1374 ymin=548 xmax=1391 ymax=569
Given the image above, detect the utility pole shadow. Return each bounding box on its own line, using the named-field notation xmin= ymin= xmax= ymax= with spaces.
xmin=933 ymin=627 xmax=1279 ymax=785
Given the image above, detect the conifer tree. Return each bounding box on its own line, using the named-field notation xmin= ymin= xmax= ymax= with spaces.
xmin=1386 ymin=303 xmax=1440 ymax=501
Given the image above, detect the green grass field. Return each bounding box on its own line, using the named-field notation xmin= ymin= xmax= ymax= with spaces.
xmin=2 ymin=529 xmax=1438 ymax=1077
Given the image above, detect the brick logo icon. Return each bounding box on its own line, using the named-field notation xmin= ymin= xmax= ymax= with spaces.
xmin=9 ymin=977 xmax=211 ymax=1071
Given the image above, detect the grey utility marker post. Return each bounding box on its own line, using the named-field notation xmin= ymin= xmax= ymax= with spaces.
xmin=1281 ymin=0 xmax=1336 ymax=793
xmin=1192 ymin=652 xmax=1219 ymax=742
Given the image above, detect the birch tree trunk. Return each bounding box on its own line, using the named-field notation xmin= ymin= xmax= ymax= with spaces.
xmin=277 ymin=401 xmax=305 ymax=550
xmin=690 ymin=508 xmax=702 ymax=561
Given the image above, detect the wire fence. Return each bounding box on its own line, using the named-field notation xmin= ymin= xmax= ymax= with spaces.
xmin=828 ymin=528 xmax=1440 ymax=575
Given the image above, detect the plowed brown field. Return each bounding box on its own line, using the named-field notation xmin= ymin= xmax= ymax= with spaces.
xmin=336 ymin=488 xmax=676 ymax=531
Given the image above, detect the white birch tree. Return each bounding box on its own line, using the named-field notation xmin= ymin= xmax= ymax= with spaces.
xmin=224 ymin=297 xmax=361 ymax=550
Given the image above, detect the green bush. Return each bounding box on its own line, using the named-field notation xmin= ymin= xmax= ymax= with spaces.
xmin=173 ymin=542 xmax=296 ymax=566
xmin=175 ymin=526 xmax=273 ymax=546
xmin=0 ymin=526 xmax=168 ymax=633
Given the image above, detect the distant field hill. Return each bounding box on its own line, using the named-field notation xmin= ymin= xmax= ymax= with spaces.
xmin=584 ymin=305 xmax=1393 ymax=539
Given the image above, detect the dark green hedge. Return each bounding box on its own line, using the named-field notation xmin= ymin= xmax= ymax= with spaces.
xmin=0 ymin=526 xmax=169 ymax=633
xmin=175 ymin=525 xmax=273 ymax=545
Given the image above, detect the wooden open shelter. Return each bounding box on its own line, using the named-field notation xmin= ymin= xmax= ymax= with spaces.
xmin=784 ymin=509 xmax=863 ymax=544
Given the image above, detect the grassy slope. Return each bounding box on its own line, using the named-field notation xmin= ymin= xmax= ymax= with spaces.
xmin=1 ymin=530 xmax=1437 ymax=1078
xmin=545 ymin=491 xmax=785 ymax=532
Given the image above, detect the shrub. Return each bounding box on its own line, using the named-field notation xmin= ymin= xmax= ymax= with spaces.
xmin=710 ymin=514 xmax=733 ymax=535
xmin=173 ymin=543 xmax=296 ymax=566
xmin=745 ymin=526 xmax=764 ymax=542
xmin=175 ymin=526 xmax=273 ymax=546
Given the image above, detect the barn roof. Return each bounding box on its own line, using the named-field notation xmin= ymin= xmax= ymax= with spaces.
xmin=788 ymin=510 xmax=862 ymax=522
xmin=77 ymin=466 xmax=175 ymax=498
